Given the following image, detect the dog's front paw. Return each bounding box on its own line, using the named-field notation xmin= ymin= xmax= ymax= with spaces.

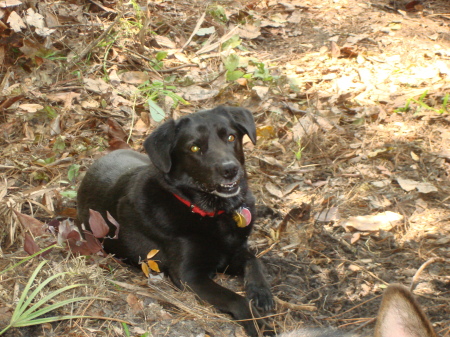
xmin=246 ymin=283 xmax=274 ymax=312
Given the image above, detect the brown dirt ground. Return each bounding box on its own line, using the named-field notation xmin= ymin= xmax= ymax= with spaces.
xmin=0 ymin=0 xmax=449 ymax=336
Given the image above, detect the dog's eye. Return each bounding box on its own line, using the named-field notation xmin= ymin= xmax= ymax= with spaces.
xmin=227 ymin=135 xmax=236 ymax=142
xmin=190 ymin=145 xmax=200 ymax=153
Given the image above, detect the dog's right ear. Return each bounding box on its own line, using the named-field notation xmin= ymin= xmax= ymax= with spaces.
xmin=374 ymin=284 xmax=437 ymax=337
xmin=143 ymin=120 xmax=176 ymax=173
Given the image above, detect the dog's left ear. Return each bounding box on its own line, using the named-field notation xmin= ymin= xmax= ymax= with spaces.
xmin=143 ymin=120 xmax=176 ymax=173
xmin=222 ymin=106 xmax=257 ymax=144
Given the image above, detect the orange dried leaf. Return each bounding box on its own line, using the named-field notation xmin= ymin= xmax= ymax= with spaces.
xmin=141 ymin=262 xmax=150 ymax=277
xmin=147 ymin=249 xmax=159 ymax=260
xmin=148 ymin=260 xmax=160 ymax=273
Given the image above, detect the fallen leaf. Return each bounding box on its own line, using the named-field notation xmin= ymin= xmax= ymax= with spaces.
xmin=89 ymin=209 xmax=110 ymax=238
xmin=265 ymin=182 xmax=284 ymax=198
xmin=236 ymin=24 xmax=261 ymax=39
xmin=410 ymin=152 xmax=419 ymax=162
xmin=396 ymin=177 xmax=437 ymax=193
xmin=119 ymin=71 xmax=150 ymax=85
xmin=341 ymin=211 xmax=403 ymax=232
xmin=181 ymin=86 xmax=219 ymax=101
xmin=147 ymin=249 xmax=159 ymax=260
xmin=13 ymin=210 xmax=47 ymax=236
xmin=7 ymin=11 xmax=25 ymax=32
xmin=196 ymin=27 xmax=215 ymax=36
xmin=350 ymin=232 xmax=361 ymax=244
xmin=18 ymin=103 xmax=43 ymax=112
xmin=252 ymin=86 xmax=269 ymax=100
xmin=24 ymin=232 xmax=41 ymax=255
xmin=315 ymin=207 xmax=340 ymax=222
xmin=106 ymin=211 xmax=120 ymax=239
xmin=127 ymin=294 xmax=144 ymax=312
xmin=148 ymin=260 xmax=160 ymax=273
xmin=141 ymin=262 xmax=150 ymax=277
xmin=0 ymin=0 xmax=23 ymax=7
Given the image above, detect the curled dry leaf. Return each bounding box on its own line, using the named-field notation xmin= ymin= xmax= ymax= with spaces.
xmin=315 ymin=207 xmax=340 ymax=222
xmin=24 ymin=232 xmax=41 ymax=255
xmin=396 ymin=177 xmax=438 ymax=193
xmin=106 ymin=211 xmax=120 ymax=239
xmin=88 ymin=209 xmax=110 ymax=238
xmin=341 ymin=211 xmax=403 ymax=232
xmin=13 ymin=210 xmax=47 ymax=236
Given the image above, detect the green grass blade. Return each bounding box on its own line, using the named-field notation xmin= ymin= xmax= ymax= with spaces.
xmin=16 ymin=297 xmax=106 ymax=324
xmin=17 ymin=272 xmax=69 ymax=319
xmin=11 ymin=260 xmax=48 ymax=322
xmin=0 ymin=245 xmax=57 ymax=277
xmin=20 ymin=284 xmax=87 ymax=319
xmin=12 ymin=315 xmax=91 ymax=327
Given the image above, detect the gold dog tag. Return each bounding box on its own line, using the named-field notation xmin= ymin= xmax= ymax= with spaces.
xmin=233 ymin=207 xmax=252 ymax=228
xmin=233 ymin=212 xmax=247 ymax=228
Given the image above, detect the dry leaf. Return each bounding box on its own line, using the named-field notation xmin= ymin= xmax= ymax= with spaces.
xmin=88 ymin=209 xmax=110 ymax=238
xmin=127 ymin=294 xmax=144 ymax=312
xmin=24 ymin=232 xmax=41 ymax=255
xmin=119 ymin=71 xmax=150 ymax=85
xmin=252 ymin=86 xmax=269 ymax=100
xmin=181 ymin=86 xmax=219 ymax=101
xmin=148 ymin=260 xmax=160 ymax=273
xmin=141 ymin=262 xmax=150 ymax=277
xmin=0 ymin=0 xmax=23 ymax=7
xmin=396 ymin=177 xmax=437 ymax=193
xmin=341 ymin=211 xmax=403 ymax=232
xmin=147 ymin=249 xmax=159 ymax=260
xmin=13 ymin=210 xmax=47 ymax=236
xmin=315 ymin=207 xmax=340 ymax=222
xmin=7 ymin=11 xmax=25 ymax=32
xmin=265 ymin=182 xmax=284 ymax=198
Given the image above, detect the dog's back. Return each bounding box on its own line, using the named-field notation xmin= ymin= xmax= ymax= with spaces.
xmin=280 ymin=285 xmax=437 ymax=337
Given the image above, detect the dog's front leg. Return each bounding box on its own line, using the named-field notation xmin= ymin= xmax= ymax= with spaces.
xmin=243 ymin=252 xmax=274 ymax=312
xmin=182 ymin=274 xmax=270 ymax=337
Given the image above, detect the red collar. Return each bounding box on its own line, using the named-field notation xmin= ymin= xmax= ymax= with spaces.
xmin=173 ymin=193 xmax=225 ymax=217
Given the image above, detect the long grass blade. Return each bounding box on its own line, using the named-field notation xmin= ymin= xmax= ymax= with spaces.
xmin=20 ymin=284 xmax=87 ymax=319
xmin=0 ymin=245 xmax=57 ymax=277
xmin=11 ymin=260 xmax=47 ymax=322
xmin=15 ymin=296 xmax=107 ymax=324
xmin=16 ymin=272 xmax=69 ymax=319
xmin=12 ymin=315 xmax=91 ymax=327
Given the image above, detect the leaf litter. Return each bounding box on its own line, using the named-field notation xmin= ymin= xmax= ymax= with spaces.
xmin=0 ymin=0 xmax=449 ymax=336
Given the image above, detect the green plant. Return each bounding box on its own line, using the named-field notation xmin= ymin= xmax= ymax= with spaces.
xmin=293 ymin=139 xmax=306 ymax=161
xmin=252 ymin=61 xmax=274 ymax=82
xmin=224 ymin=54 xmax=244 ymax=81
xmin=395 ymin=90 xmax=449 ymax=114
xmin=0 ymin=260 xmax=106 ymax=335
xmin=138 ymin=81 xmax=188 ymax=122
xmin=121 ymin=323 xmax=149 ymax=337
xmin=208 ymin=5 xmax=228 ymax=23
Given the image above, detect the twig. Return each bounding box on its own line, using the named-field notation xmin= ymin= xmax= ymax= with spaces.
xmin=326 ymin=294 xmax=382 ymax=320
xmin=179 ymin=11 xmax=206 ymax=52
xmin=410 ymin=257 xmax=445 ymax=292
xmin=274 ymin=296 xmax=317 ymax=312
xmin=70 ymin=15 xmax=121 ymax=64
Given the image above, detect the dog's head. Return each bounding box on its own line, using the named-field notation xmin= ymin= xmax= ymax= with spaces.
xmin=143 ymin=106 xmax=256 ymax=198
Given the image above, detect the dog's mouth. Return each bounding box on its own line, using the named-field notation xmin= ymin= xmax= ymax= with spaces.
xmin=212 ymin=180 xmax=241 ymax=198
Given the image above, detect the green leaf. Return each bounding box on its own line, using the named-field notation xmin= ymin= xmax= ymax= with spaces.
xmin=156 ymin=51 xmax=168 ymax=61
xmin=60 ymin=190 xmax=77 ymax=199
xmin=226 ymin=70 xmax=244 ymax=81
xmin=221 ymin=35 xmax=241 ymax=50
xmin=148 ymin=99 xmax=166 ymax=122
xmin=52 ymin=136 xmax=66 ymax=152
xmin=68 ymin=164 xmax=80 ymax=182
xmin=224 ymin=54 xmax=240 ymax=72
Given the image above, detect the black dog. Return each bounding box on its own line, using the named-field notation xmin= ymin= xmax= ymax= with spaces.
xmin=77 ymin=106 xmax=274 ymax=336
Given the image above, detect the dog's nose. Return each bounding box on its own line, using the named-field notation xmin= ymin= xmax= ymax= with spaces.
xmin=219 ymin=161 xmax=239 ymax=180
